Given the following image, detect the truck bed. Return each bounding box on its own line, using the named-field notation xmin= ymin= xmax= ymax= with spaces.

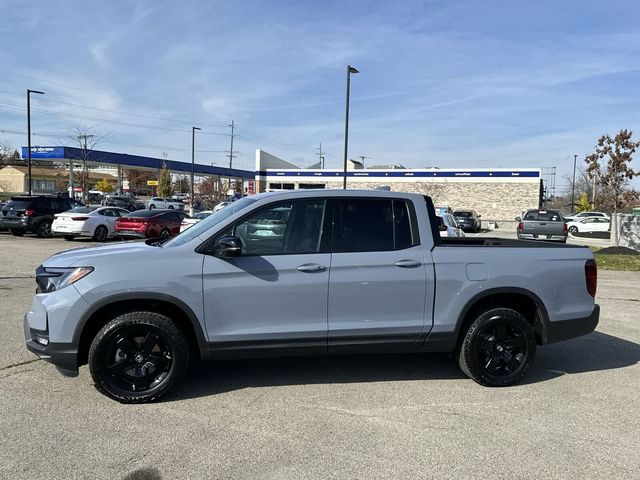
xmin=438 ymin=237 xmax=585 ymax=248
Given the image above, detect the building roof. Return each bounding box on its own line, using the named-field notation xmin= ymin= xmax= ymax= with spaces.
xmin=1 ymin=165 xmax=116 ymax=180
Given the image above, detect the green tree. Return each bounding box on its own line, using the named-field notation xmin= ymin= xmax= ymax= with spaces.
xmin=94 ymin=178 xmax=114 ymax=193
xmin=157 ymin=162 xmax=173 ymax=197
xmin=575 ymin=192 xmax=594 ymax=212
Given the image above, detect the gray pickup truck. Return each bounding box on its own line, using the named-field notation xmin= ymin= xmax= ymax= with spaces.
xmin=24 ymin=190 xmax=599 ymax=403
xmin=517 ymin=209 xmax=568 ymax=243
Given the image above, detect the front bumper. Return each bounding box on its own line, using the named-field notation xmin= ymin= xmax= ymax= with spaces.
xmin=24 ymin=317 xmax=78 ymax=377
xmin=544 ymin=304 xmax=600 ymax=344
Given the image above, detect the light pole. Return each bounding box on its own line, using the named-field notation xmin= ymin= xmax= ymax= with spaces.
xmin=571 ymin=154 xmax=577 ymax=213
xmin=342 ymin=65 xmax=359 ymax=189
xmin=191 ymin=126 xmax=201 ymax=208
xmin=27 ymin=89 xmax=45 ymax=196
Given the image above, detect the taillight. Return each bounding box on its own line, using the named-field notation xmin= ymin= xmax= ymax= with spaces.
xmin=585 ymin=259 xmax=597 ymax=297
xmin=24 ymin=208 xmax=35 ymax=217
xmin=517 ymin=222 xmax=523 ymax=231
xmin=71 ymin=217 xmax=87 ymax=221
xmin=563 ymin=222 xmax=568 ymax=234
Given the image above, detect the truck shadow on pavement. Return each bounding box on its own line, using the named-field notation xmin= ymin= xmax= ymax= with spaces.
xmin=172 ymin=331 xmax=638 ymax=400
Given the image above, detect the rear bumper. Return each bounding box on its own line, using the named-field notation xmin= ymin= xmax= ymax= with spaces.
xmin=518 ymin=233 xmax=567 ymax=242
xmin=115 ymin=230 xmax=147 ymax=238
xmin=544 ymin=304 xmax=600 ymax=344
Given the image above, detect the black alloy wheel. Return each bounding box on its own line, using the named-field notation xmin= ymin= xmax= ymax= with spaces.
xmin=458 ymin=308 xmax=536 ymax=387
xmin=168 ymin=205 xmax=174 ymax=209
xmin=36 ymin=220 xmax=52 ymax=238
xmin=93 ymin=225 xmax=108 ymax=242
xmin=89 ymin=312 xmax=189 ymax=403
xmin=160 ymin=228 xmax=170 ymax=239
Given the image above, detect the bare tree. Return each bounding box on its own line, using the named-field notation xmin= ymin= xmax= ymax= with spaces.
xmin=585 ymin=129 xmax=640 ymax=214
xmin=411 ymin=181 xmax=448 ymax=205
xmin=67 ymin=125 xmax=109 ymax=202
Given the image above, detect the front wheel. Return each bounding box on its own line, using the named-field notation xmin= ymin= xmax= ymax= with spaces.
xmin=458 ymin=308 xmax=536 ymax=387
xmin=88 ymin=311 xmax=190 ymax=403
xmin=93 ymin=225 xmax=108 ymax=242
xmin=159 ymin=228 xmax=170 ymax=239
xmin=168 ymin=205 xmax=174 ymax=209
xmin=36 ymin=220 xmax=52 ymax=238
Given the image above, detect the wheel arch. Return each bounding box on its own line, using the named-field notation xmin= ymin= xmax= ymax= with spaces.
xmin=454 ymin=287 xmax=550 ymax=351
xmin=74 ymin=292 xmax=209 ymax=366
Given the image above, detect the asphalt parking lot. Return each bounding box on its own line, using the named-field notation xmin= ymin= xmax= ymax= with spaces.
xmin=0 ymin=234 xmax=638 ymax=480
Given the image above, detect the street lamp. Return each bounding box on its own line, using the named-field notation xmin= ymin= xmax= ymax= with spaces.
xmin=191 ymin=126 xmax=201 ymax=207
xmin=27 ymin=89 xmax=45 ymax=196
xmin=571 ymin=154 xmax=577 ymax=213
xmin=342 ymin=65 xmax=359 ymax=189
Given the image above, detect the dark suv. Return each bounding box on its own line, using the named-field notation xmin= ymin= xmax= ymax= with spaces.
xmin=453 ymin=210 xmax=482 ymax=232
xmin=102 ymin=195 xmax=145 ymax=211
xmin=1 ymin=196 xmax=81 ymax=237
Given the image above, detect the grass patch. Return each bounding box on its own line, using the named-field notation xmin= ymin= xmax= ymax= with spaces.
xmin=593 ymin=252 xmax=640 ymax=271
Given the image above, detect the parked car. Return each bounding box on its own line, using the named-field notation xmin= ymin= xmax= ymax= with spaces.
xmin=453 ymin=210 xmax=481 ymax=232
xmin=516 ymin=209 xmax=567 ymax=243
xmin=1 ymin=195 xmax=81 ymax=238
xmin=434 ymin=205 xmax=453 ymax=215
xmin=102 ymin=195 xmax=145 ymax=211
xmin=23 ymin=190 xmax=599 ymax=403
xmin=180 ymin=210 xmax=214 ymax=232
xmin=146 ymin=197 xmax=184 ymax=210
xmin=563 ymin=211 xmax=609 ymax=223
xmin=566 ymin=216 xmax=611 ymax=235
xmin=437 ymin=213 xmax=465 ymax=238
xmin=213 ymin=201 xmax=231 ymax=212
xmin=52 ymin=206 xmax=130 ymax=242
xmin=115 ymin=209 xmax=189 ymax=239
xmin=171 ymin=193 xmax=190 ymax=201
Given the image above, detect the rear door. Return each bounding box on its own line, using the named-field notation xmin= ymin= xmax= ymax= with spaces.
xmin=328 ymin=198 xmax=429 ymax=351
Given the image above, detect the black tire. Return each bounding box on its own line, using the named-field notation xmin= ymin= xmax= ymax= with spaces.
xmin=458 ymin=308 xmax=536 ymax=387
xmin=36 ymin=220 xmax=52 ymax=238
xmin=149 ymin=204 xmax=155 ymax=210
xmin=159 ymin=228 xmax=170 ymax=239
xmin=568 ymin=226 xmax=578 ymax=234
xmin=63 ymin=235 xmax=76 ymax=241
xmin=93 ymin=225 xmax=108 ymax=242
xmin=168 ymin=205 xmax=174 ymax=209
xmin=88 ymin=311 xmax=190 ymax=403
xmin=10 ymin=229 xmax=24 ymax=236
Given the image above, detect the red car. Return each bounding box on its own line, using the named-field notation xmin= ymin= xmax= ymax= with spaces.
xmin=115 ymin=209 xmax=189 ymax=239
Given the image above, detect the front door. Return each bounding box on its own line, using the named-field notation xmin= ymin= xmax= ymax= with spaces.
xmin=328 ymin=198 xmax=430 ymax=351
xmin=202 ymin=198 xmax=331 ymax=353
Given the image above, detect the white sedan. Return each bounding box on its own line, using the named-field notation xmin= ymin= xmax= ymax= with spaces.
xmin=180 ymin=210 xmax=214 ymax=232
xmin=146 ymin=197 xmax=184 ymax=210
xmin=437 ymin=213 xmax=465 ymax=238
xmin=52 ymin=206 xmax=129 ymax=241
xmin=567 ymin=216 xmax=611 ymax=234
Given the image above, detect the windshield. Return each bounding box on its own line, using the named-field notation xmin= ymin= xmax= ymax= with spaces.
xmin=454 ymin=211 xmax=472 ymax=218
xmin=164 ymin=197 xmax=257 ymax=247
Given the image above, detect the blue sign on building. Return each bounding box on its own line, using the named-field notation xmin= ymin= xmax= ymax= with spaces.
xmin=21 ymin=146 xmax=65 ymax=159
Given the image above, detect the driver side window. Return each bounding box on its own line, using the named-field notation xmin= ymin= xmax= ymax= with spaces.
xmin=232 ymin=199 xmax=328 ymax=256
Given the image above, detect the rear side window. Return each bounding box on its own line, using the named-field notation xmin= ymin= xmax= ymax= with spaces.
xmin=333 ymin=198 xmax=418 ymax=252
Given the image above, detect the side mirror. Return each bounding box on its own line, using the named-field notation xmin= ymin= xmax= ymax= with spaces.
xmin=515 ymin=216 xmax=521 ymax=222
xmin=478 ymin=215 xmax=482 ymax=218
xmin=214 ymin=236 xmax=242 ymax=257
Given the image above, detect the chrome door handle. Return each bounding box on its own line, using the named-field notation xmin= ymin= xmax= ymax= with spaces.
xmin=297 ymin=263 xmax=327 ymax=273
xmin=394 ymin=259 xmax=421 ymax=268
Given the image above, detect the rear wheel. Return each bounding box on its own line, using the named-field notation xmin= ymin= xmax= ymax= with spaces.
xmin=36 ymin=220 xmax=52 ymax=238
xmin=88 ymin=311 xmax=190 ymax=403
xmin=93 ymin=225 xmax=108 ymax=242
xmin=160 ymin=228 xmax=170 ymax=239
xmin=63 ymin=235 xmax=76 ymax=241
xmin=568 ymin=226 xmax=578 ymax=234
xmin=458 ymin=308 xmax=536 ymax=387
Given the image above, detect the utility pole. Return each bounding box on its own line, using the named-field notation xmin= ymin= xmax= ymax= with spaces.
xmin=571 ymin=154 xmax=577 ymax=213
xmin=359 ymin=155 xmax=369 ymax=168
xmin=26 ymin=89 xmax=45 ymax=195
xmin=191 ymin=126 xmax=201 ymax=208
xmin=226 ymin=120 xmax=236 ymax=193
xmin=592 ymin=171 xmax=597 ymax=207
xmin=316 ymin=143 xmax=325 ymax=169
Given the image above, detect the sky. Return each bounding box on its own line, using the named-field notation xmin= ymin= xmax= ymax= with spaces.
xmin=1 ymin=0 xmax=640 ymax=191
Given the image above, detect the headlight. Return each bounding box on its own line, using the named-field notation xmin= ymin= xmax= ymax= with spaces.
xmin=36 ymin=266 xmax=94 ymax=293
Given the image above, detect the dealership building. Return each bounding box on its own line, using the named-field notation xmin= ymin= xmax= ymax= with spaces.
xmin=255 ymin=150 xmax=543 ymax=222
